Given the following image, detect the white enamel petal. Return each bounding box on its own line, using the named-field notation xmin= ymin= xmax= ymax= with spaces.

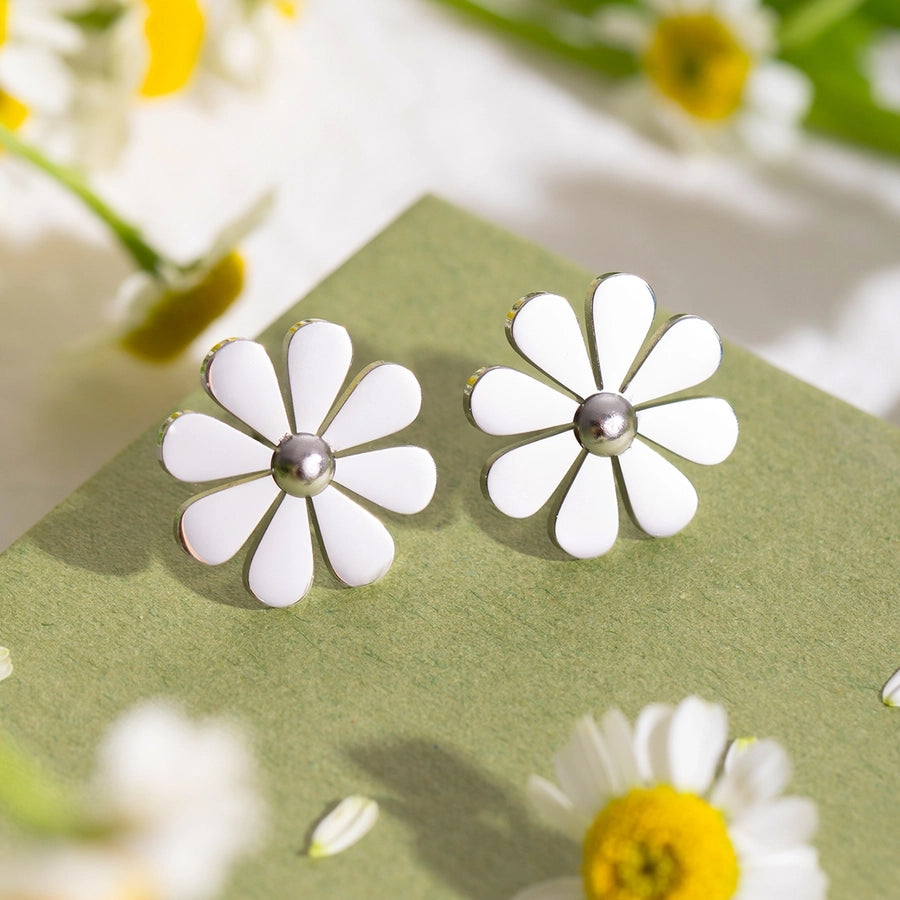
xmin=633 ymin=703 xmax=674 ymax=784
xmin=617 ymin=439 xmax=698 ymax=537
xmin=286 ymin=320 xmax=353 ymax=434
xmin=589 ymin=273 xmax=656 ymax=392
xmin=624 ymin=316 xmax=723 ymax=405
xmin=308 ymin=795 xmax=379 ymax=858
xmin=322 ymin=363 xmax=421 ymax=452
xmin=466 ymin=366 xmax=578 ymax=435
xmin=203 ymin=339 xmax=290 ymax=444
xmin=247 ymin=495 xmax=314 ymax=608
xmin=312 ymin=487 xmax=395 ymax=587
xmin=711 ymin=739 xmax=791 ymax=818
xmin=552 ymin=715 xmax=615 ymax=816
xmin=485 ymin=431 xmax=581 ymax=519
xmin=178 ymin=477 xmax=280 ymax=565
xmin=666 ymin=696 xmax=728 ymax=794
xmin=512 ymin=878 xmax=584 ymax=900
xmin=507 ymin=293 xmax=596 ymax=398
xmin=881 ymin=666 xmax=900 ymax=706
xmin=637 ymin=398 xmax=738 ymax=465
xmin=333 ymin=446 xmax=436 ymax=514
xmin=730 ymin=796 xmax=818 ymax=853
xmin=526 ymin=775 xmax=589 ymax=841
xmin=160 ymin=412 xmax=273 ymax=482
xmin=553 ymin=454 xmax=618 ymax=558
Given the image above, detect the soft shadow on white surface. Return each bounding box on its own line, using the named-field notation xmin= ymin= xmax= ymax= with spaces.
xmin=0 ymin=0 xmax=898 ymax=550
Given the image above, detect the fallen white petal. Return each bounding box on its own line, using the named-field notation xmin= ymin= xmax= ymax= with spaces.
xmin=881 ymin=666 xmax=900 ymax=707
xmin=308 ymin=795 xmax=379 ymax=858
xmin=0 ymin=647 xmax=11 ymax=681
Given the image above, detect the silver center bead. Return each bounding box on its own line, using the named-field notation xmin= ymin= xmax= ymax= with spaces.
xmin=271 ymin=433 xmax=335 ymax=498
xmin=574 ymin=392 xmax=637 ymax=457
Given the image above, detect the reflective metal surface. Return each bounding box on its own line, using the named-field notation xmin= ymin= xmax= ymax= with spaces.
xmin=574 ymin=392 xmax=637 ymax=457
xmin=271 ymin=433 xmax=336 ymax=498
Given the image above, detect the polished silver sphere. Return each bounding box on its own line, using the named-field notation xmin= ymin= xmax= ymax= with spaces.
xmin=574 ymin=392 xmax=637 ymax=457
xmin=271 ymin=433 xmax=335 ymax=498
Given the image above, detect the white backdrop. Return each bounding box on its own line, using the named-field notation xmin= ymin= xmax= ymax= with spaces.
xmin=0 ymin=0 xmax=898 ymax=549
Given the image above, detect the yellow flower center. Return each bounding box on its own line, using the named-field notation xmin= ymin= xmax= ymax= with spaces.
xmin=0 ymin=0 xmax=8 ymax=46
xmin=582 ymin=786 xmax=739 ymax=900
xmin=120 ymin=251 xmax=245 ymax=361
xmin=273 ymin=0 xmax=299 ymax=18
xmin=139 ymin=0 xmax=205 ymax=98
xmin=0 ymin=89 xmax=27 ymax=131
xmin=643 ymin=14 xmax=752 ymax=121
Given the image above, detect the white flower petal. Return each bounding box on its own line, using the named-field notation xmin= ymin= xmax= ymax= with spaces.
xmin=592 ymin=6 xmax=652 ymax=50
xmin=178 ymin=477 xmax=280 ymax=565
xmin=744 ymin=61 xmax=812 ymax=124
xmin=511 ymin=877 xmax=584 ymax=900
xmin=247 ymin=495 xmax=314 ymax=608
xmin=525 ymin=775 xmax=589 ymax=841
xmin=465 ymin=366 xmax=578 ymax=435
xmin=202 ymin=339 xmax=290 ymax=445
xmin=866 ymin=30 xmax=900 ymax=111
xmin=735 ymin=846 xmax=828 ymax=900
xmin=159 ymin=412 xmax=273 ymax=483
xmin=308 ymin=795 xmax=379 ymax=858
xmin=0 ymin=647 xmax=11 ymax=682
xmin=587 ymin=273 xmax=657 ymax=393
xmin=636 ymin=397 xmax=738 ymax=465
xmin=322 ymin=363 xmax=421 ymax=453
xmin=506 ymin=293 xmax=597 ymax=399
xmin=711 ymin=738 xmax=791 ymax=818
xmin=633 ymin=703 xmax=674 ymax=783
xmin=617 ymin=439 xmax=698 ymax=537
xmin=286 ymin=320 xmax=353 ymax=435
xmin=333 ymin=446 xmax=436 ymax=514
xmin=881 ymin=666 xmax=900 ymax=706
xmin=552 ymin=715 xmax=616 ymax=816
xmin=624 ymin=315 xmax=723 ymax=406
xmin=312 ymin=487 xmax=394 ymax=587
xmin=552 ymin=453 xmax=619 ymax=558
xmin=666 ymin=696 xmax=728 ymax=794
xmin=724 ymin=737 xmax=759 ymax=772
xmin=599 ymin=707 xmax=641 ymax=791
xmin=485 ymin=432 xmax=581 ymax=519
xmin=730 ymin=796 xmax=818 ymax=853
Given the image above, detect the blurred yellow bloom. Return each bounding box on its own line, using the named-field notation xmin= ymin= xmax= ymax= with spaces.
xmin=644 ymin=13 xmax=751 ymax=121
xmin=595 ymin=0 xmax=811 ymax=157
xmin=0 ymin=87 xmax=26 ymax=130
xmin=139 ymin=0 xmax=206 ymax=98
xmin=119 ymin=251 xmax=245 ymax=361
xmin=0 ymin=0 xmax=7 ymax=46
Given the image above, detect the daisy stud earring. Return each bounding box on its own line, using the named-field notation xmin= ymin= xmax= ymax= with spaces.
xmin=465 ymin=274 xmax=738 ymax=558
xmin=159 ymin=320 xmax=437 ymax=607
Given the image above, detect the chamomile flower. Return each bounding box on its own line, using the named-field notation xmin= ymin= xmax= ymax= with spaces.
xmin=594 ymin=0 xmax=812 ymax=157
xmin=115 ymin=195 xmax=271 ymax=361
xmin=0 ymin=702 xmax=263 ymax=900
xmin=516 ymin=697 xmax=827 ymax=900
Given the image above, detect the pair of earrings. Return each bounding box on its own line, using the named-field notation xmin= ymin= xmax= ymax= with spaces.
xmin=159 ymin=273 xmax=738 ymax=608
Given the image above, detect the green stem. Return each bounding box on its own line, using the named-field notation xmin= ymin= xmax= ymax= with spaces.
xmin=778 ymin=0 xmax=867 ymax=51
xmin=0 ymin=122 xmax=167 ymax=276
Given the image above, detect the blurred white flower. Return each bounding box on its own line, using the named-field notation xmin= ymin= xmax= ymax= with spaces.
xmin=0 ymin=646 xmax=11 ymax=681
xmin=308 ymin=795 xmax=379 ymax=858
xmin=0 ymin=702 xmax=263 ymax=900
xmin=595 ymin=0 xmax=811 ymax=157
xmin=516 ymin=697 xmax=827 ymax=900
xmin=866 ymin=30 xmax=900 ymax=112
xmin=0 ymin=1 xmax=80 ymax=131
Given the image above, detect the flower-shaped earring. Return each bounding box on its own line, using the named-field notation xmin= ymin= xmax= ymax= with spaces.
xmin=159 ymin=320 xmax=437 ymax=607
xmin=465 ymin=274 xmax=738 ymax=557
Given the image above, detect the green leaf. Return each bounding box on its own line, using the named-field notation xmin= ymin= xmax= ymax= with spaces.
xmin=779 ymin=0 xmax=866 ymax=50
xmin=430 ymin=0 xmax=639 ymax=78
xmin=65 ymin=3 xmax=127 ymax=31
xmin=0 ymin=733 xmax=85 ymax=837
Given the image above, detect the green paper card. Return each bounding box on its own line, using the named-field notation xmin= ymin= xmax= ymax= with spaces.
xmin=1 ymin=196 xmax=898 ymax=897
